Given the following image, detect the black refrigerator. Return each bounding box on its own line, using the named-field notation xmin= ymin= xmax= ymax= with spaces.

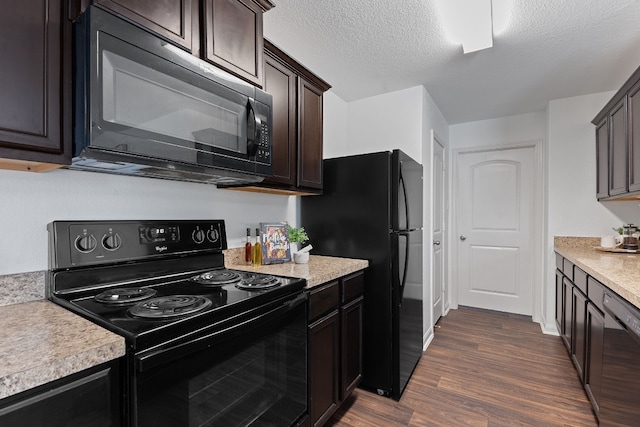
xmin=301 ymin=149 xmax=423 ymax=400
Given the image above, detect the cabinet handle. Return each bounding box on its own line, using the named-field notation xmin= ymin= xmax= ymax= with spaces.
xmin=460 ymin=235 xmax=467 ymax=241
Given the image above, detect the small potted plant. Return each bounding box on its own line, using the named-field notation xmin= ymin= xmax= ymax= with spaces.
xmin=287 ymin=225 xmax=311 ymax=263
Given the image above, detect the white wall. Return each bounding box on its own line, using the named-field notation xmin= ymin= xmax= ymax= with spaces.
xmin=544 ymin=92 xmax=640 ymax=330
xmin=0 ymin=168 xmax=296 ymax=275
xmin=450 ymin=112 xmax=547 ymax=149
xmin=345 ymin=86 xmax=423 ymax=162
xmin=322 ymin=91 xmax=349 ymax=159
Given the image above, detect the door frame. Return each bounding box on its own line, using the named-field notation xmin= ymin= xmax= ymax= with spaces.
xmin=449 ymin=139 xmax=544 ymax=324
xmin=430 ymin=131 xmax=447 ymax=325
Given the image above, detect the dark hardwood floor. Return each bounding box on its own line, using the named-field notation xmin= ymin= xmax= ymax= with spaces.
xmin=327 ymin=306 xmax=598 ymax=427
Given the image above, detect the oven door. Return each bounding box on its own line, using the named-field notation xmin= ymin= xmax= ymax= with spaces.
xmin=132 ymin=293 xmax=308 ymax=427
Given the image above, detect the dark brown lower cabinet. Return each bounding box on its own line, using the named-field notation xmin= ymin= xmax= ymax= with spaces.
xmin=572 ymin=287 xmax=588 ymax=381
xmin=555 ymin=252 xmax=606 ymax=422
xmin=308 ymin=270 xmax=365 ymax=427
xmin=341 ymin=295 xmax=363 ymax=399
xmin=555 ymin=269 xmax=564 ymax=337
xmin=309 ymin=309 xmax=340 ymax=426
xmin=0 ymin=361 xmax=120 ymax=427
xmin=585 ymin=302 xmax=605 ymax=417
xmin=562 ymin=276 xmax=573 ymax=351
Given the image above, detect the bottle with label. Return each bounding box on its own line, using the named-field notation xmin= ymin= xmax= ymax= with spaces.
xmin=253 ymin=228 xmax=262 ymax=266
xmin=244 ymin=228 xmax=252 ymax=264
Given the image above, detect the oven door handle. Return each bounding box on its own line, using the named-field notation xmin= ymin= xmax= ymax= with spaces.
xmin=136 ymin=292 xmax=307 ymax=372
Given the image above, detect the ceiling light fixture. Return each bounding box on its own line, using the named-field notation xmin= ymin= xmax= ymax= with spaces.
xmin=439 ymin=0 xmax=495 ymax=54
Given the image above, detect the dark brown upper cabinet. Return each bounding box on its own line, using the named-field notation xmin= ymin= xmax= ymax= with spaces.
xmin=593 ymin=64 xmax=640 ymax=200
xmin=629 ymin=81 xmax=640 ymax=192
xmin=297 ymin=78 xmax=325 ymax=189
xmin=229 ymin=40 xmax=331 ymax=195
xmin=89 ymin=0 xmax=200 ymax=54
xmin=0 ymin=0 xmax=72 ymax=172
xmin=595 ymin=118 xmax=609 ymax=199
xmin=73 ymin=0 xmax=272 ymax=85
xmin=203 ymin=0 xmax=274 ymax=87
xmin=608 ymin=98 xmax=628 ymax=196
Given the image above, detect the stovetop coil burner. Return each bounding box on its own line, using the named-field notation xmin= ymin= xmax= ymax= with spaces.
xmin=236 ymin=274 xmax=281 ymax=290
xmin=95 ymin=287 xmax=157 ymax=304
xmin=191 ymin=270 xmax=241 ymax=286
xmin=129 ymin=295 xmax=213 ymax=319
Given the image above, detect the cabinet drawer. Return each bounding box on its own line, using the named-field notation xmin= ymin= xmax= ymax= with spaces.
xmin=563 ymin=259 xmax=574 ymax=281
xmin=341 ymin=271 xmax=364 ymax=304
xmin=555 ymin=253 xmax=564 ymax=270
xmin=588 ymin=277 xmax=606 ymax=313
xmin=574 ymin=267 xmax=587 ymax=294
xmin=308 ymin=281 xmax=339 ymax=322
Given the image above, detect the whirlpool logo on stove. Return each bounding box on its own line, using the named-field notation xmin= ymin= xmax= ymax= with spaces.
xmin=155 ymin=246 xmax=168 ymax=253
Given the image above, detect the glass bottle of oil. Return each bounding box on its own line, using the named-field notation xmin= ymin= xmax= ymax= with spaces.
xmin=244 ymin=228 xmax=252 ymax=264
xmin=253 ymin=228 xmax=262 ymax=266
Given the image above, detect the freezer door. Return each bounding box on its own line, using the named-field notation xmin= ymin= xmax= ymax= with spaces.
xmin=392 ymin=150 xmax=423 ymax=231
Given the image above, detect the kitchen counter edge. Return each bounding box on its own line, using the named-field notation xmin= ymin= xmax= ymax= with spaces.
xmin=0 ymin=300 xmax=126 ymax=401
xmin=224 ymin=249 xmax=369 ymax=288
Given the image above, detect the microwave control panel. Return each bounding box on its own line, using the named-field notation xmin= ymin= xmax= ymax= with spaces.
xmin=255 ymin=122 xmax=270 ymax=164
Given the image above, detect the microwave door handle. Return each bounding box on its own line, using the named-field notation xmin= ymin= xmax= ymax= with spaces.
xmin=246 ymin=98 xmax=261 ymax=157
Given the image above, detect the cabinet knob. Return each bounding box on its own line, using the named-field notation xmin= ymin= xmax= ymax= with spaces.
xmin=460 ymin=235 xmax=467 ymax=241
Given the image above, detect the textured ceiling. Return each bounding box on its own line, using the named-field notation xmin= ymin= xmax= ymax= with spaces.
xmin=263 ymin=0 xmax=640 ymax=124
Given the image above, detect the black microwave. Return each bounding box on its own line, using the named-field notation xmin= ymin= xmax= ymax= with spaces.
xmin=70 ymin=6 xmax=272 ymax=185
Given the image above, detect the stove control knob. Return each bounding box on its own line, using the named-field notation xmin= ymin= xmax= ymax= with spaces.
xmin=75 ymin=234 xmax=97 ymax=253
xmin=206 ymin=228 xmax=219 ymax=243
xmin=192 ymin=229 xmax=206 ymax=244
xmin=102 ymin=233 xmax=122 ymax=251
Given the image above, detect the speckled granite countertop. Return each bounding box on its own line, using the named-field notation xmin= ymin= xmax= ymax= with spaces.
xmin=0 ymin=300 xmax=125 ymax=400
xmin=224 ymin=248 xmax=368 ymax=288
xmin=554 ymin=236 xmax=640 ymax=309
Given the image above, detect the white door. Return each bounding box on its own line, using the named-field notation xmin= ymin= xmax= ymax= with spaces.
xmin=432 ymin=134 xmax=445 ymax=324
xmin=455 ymin=145 xmax=535 ymax=315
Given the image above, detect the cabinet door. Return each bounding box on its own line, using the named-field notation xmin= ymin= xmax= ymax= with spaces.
xmin=562 ymin=277 xmax=573 ymax=352
xmin=609 ymin=98 xmax=628 ymax=196
xmin=585 ymin=303 xmax=604 ymax=418
xmin=0 ymin=0 xmax=71 ymax=169
xmin=629 ymin=81 xmax=640 ymax=192
xmin=263 ymin=52 xmax=297 ymax=186
xmin=341 ymin=296 xmax=363 ymax=400
xmin=297 ymin=78 xmax=324 ymax=189
xmin=596 ymin=118 xmax=609 ymax=199
xmin=308 ymin=310 xmax=340 ymax=427
xmin=93 ymin=0 xmax=198 ymax=53
xmin=0 ymin=366 xmax=117 ymax=427
xmin=555 ymin=269 xmax=564 ymax=334
xmin=203 ymin=0 xmax=265 ymax=86
xmin=572 ymin=287 xmax=587 ymax=382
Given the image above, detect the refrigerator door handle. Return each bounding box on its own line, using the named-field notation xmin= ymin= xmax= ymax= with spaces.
xmin=399 ymin=160 xmax=410 ymax=230
xmin=398 ymin=231 xmax=410 ymax=306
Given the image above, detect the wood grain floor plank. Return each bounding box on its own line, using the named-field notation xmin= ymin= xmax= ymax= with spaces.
xmin=327 ymin=306 xmax=597 ymax=427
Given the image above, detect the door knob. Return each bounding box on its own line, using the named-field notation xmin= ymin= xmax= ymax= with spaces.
xmin=460 ymin=235 xmax=467 ymax=241
xmin=433 ymin=240 xmax=441 ymax=246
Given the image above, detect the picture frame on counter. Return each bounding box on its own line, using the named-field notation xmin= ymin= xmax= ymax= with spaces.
xmin=260 ymin=222 xmax=291 ymax=264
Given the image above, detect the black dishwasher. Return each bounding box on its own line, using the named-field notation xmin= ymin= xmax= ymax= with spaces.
xmin=600 ymin=291 xmax=640 ymax=426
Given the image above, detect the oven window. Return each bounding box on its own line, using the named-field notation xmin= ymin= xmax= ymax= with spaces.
xmin=135 ymin=301 xmax=307 ymax=427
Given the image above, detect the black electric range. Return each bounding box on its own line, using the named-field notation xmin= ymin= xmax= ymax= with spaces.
xmin=46 ymin=220 xmax=306 ymax=351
